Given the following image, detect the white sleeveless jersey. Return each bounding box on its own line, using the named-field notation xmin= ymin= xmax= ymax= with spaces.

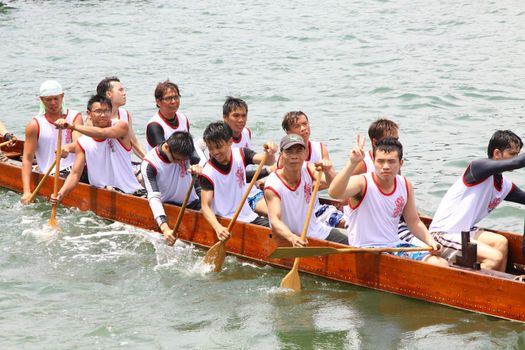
xmin=231 ymin=128 xmax=251 ymax=149
xmin=117 ymin=108 xmax=130 ymax=124
xmin=34 ymin=109 xmax=80 ymax=174
xmin=201 ymin=148 xmax=258 ymax=223
xmin=146 ymin=111 xmax=190 ymax=151
xmin=363 ymin=150 xmax=375 ymax=174
xmin=77 ymin=135 xmax=141 ymax=194
xmin=306 ymin=140 xmax=323 ymax=163
xmin=345 ymin=173 xmax=408 ymax=247
xmin=429 ymin=167 xmax=513 ymax=234
xmin=265 ymin=165 xmax=331 ymax=240
xmin=143 ymin=146 xmax=198 ymax=203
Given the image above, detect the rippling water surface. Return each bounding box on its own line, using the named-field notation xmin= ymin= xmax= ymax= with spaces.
xmin=1 ymin=0 xmax=525 ymax=348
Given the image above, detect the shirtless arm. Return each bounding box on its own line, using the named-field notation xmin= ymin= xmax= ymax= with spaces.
xmin=127 ymin=112 xmax=145 ymax=159
xmin=62 ymin=112 xmax=84 ymax=154
xmin=56 ymin=119 xmax=128 ymax=140
xmin=264 ymin=187 xmax=307 ymax=247
xmin=252 ymin=142 xmax=278 ymax=165
xmin=402 ymin=180 xmax=439 ymax=251
xmin=200 ymin=188 xmax=230 ymax=241
xmin=328 ymin=135 xmax=366 ymax=200
xmin=53 ymin=143 xmax=85 ymax=202
xmin=21 ymin=120 xmax=39 ymax=204
xmin=320 ymin=143 xmax=337 ymax=182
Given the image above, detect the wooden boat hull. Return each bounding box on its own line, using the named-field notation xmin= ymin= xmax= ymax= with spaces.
xmin=1 ymin=140 xmax=525 ymax=322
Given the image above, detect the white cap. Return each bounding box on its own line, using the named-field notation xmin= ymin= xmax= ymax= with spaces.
xmin=39 ymin=80 xmax=63 ymax=97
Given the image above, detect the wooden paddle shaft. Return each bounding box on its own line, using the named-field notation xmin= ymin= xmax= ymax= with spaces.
xmin=227 ymin=153 xmax=268 ymax=232
xmin=298 ymin=170 xmax=322 ymax=241
xmin=171 ymin=174 xmax=197 ymax=235
xmin=28 ymin=159 xmax=57 ymax=203
xmin=49 ymin=129 xmax=62 ymax=223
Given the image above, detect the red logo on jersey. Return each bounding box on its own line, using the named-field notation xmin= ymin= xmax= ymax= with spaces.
xmin=65 ymin=129 xmax=72 ymax=144
xmin=304 ymin=183 xmax=312 ymax=204
xmin=487 ymin=197 xmax=502 ymax=213
xmin=392 ymin=196 xmax=405 ymax=218
xmin=178 ymin=161 xmax=188 ymax=177
xmin=235 ymin=167 xmax=245 ymax=188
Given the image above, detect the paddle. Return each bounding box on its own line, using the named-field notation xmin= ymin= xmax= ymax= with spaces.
xmin=202 ymin=153 xmax=268 ymax=272
xmin=169 ymin=174 xmax=197 ymax=242
xmin=0 ymin=140 xmax=14 ymax=148
xmin=269 ymin=245 xmax=433 ymax=259
xmin=48 ymin=129 xmax=62 ymax=228
xmin=27 ymin=159 xmax=57 ymax=203
xmin=279 ymin=169 xmax=322 ymax=291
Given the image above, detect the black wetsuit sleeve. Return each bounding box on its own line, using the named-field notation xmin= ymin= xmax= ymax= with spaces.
xmin=199 ymin=176 xmax=214 ymax=191
xmin=505 ymin=185 xmax=525 ymax=205
xmin=464 ymin=153 xmax=525 ymax=184
xmin=142 ymin=163 xmax=159 ymax=192
xmin=190 ymin=149 xmax=201 ymax=165
xmin=242 ymin=148 xmax=256 ymax=165
xmin=146 ymin=122 xmax=166 ymax=149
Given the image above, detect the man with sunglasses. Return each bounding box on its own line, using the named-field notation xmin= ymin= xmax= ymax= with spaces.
xmin=51 ymin=95 xmax=143 ymax=203
xmin=146 ymin=80 xmax=190 ymax=152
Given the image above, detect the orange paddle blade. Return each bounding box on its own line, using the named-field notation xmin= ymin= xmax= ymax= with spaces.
xmin=202 ymin=241 xmax=226 ymax=272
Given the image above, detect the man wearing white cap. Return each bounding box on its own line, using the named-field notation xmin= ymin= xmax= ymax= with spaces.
xmin=21 ymin=80 xmax=83 ymax=204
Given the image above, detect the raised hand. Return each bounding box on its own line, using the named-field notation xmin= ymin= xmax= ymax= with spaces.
xmin=263 ymin=142 xmax=278 ymax=156
xmin=349 ymin=134 xmax=366 ymax=165
xmin=54 ymin=118 xmax=70 ymax=130
xmin=314 ymin=159 xmax=333 ymax=173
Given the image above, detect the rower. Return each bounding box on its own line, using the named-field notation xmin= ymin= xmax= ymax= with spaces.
xmin=95 ymin=76 xmax=146 ymax=159
xmin=141 ymin=131 xmax=201 ymax=245
xmin=200 ymin=122 xmax=277 ymax=241
xmin=264 ymin=134 xmax=348 ymax=247
xmin=146 ymin=80 xmax=190 ymax=152
xmin=51 ymin=95 xmax=144 ymax=202
xmin=351 ymin=118 xmax=399 ymax=175
xmin=329 ymin=136 xmax=447 ymax=266
xmin=430 ymin=130 xmax=525 ymax=271
xmin=281 ymin=111 xmax=344 ymax=228
xmin=0 ymin=121 xmax=17 ymax=162
xmin=21 ymin=80 xmax=83 ymax=204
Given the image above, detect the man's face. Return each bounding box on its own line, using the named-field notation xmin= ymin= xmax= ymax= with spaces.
xmin=223 ymin=107 xmax=247 ymax=135
xmin=281 ymin=144 xmax=306 ymax=170
xmin=40 ymin=93 xmax=64 ymax=115
xmin=287 ymin=115 xmax=310 ymax=142
xmin=88 ymin=102 xmax=112 ymax=128
xmin=156 ymin=88 xmax=180 ymax=115
xmin=373 ymin=149 xmax=402 ymax=181
xmin=207 ymin=139 xmax=232 ymax=164
xmin=494 ymin=144 xmax=521 ymax=161
xmin=107 ymin=81 xmax=126 ymax=107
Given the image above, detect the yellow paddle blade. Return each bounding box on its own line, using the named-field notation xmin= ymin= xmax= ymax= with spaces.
xmin=202 ymin=241 xmax=226 ymax=272
xmin=280 ymin=267 xmax=301 ymax=291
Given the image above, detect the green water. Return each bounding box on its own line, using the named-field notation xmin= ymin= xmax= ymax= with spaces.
xmin=1 ymin=0 xmax=524 ymax=348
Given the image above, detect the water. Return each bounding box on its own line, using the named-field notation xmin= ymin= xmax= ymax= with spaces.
xmin=1 ymin=0 xmax=525 ymax=348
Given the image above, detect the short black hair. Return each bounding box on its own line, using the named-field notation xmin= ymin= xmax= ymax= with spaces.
xmin=96 ymin=76 xmax=120 ymax=97
xmin=373 ymin=137 xmax=403 ymax=160
xmin=487 ymin=130 xmax=523 ymax=158
xmin=87 ymin=95 xmax=112 ymax=111
xmin=166 ymin=131 xmax=195 ymax=158
xmin=368 ymin=118 xmax=399 ymax=142
xmin=223 ymin=96 xmax=248 ymax=117
xmin=203 ymin=122 xmax=233 ymax=148
xmin=282 ymin=111 xmax=308 ymax=131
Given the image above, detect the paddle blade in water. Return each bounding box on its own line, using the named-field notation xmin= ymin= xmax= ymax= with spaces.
xmin=280 ymin=268 xmax=301 ymax=291
xmin=202 ymin=241 xmax=226 ymax=272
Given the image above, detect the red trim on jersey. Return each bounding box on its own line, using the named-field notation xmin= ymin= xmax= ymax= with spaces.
xmin=158 ymin=111 xmax=181 ymax=130
xmin=493 ymin=176 xmax=503 ymax=192
xmin=349 ymin=175 xmax=367 ymax=209
xmin=362 ymin=160 xmax=367 ymax=173
xmin=144 ymin=159 xmax=158 ymax=175
xmin=34 ymin=118 xmax=40 ymax=141
xmin=185 ymin=116 xmax=189 ymax=131
xmin=116 ymin=138 xmax=132 ymax=151
xmin=239 ymin=148 xmax=247 ymax=167
xmin=72 ymin=112 xmax=82 ymax=124
xmin=93 ymin=138 xmax=106 ymax=143
xmin=247 ymin=127 xmax=252 ymax=139
xmin=404 ymin=176 xmax=409 ymax=200
xmin=200 ymin=173 xmax=214 ymax=187
xmin=306 ymin=163 xmax=314 ymax=180
xmin=77 ymin=140 xmax=86 ymax=154
xmin=208 ymin=150 xmax=233 ymax=175
xmin=461 ymin=162 xmax=488 ymax=188
xmin=306 ymin=140 xmax=312 ymax=161
xmin=155 ymin=147 xmax=170 ymax=164
xmin=275 ymin=170 xmax=301 ymax=192
xmin=232 ymin=132 xmax=243 ymax=144
xmin=372 ymin=172 xmax=397 ymax=196
xmin=264 ymin=186 xmax=281 ymax=200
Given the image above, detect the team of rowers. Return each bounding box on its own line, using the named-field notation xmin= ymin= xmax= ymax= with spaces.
xmin=2 ymin=77 xmax=525 ymax=273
